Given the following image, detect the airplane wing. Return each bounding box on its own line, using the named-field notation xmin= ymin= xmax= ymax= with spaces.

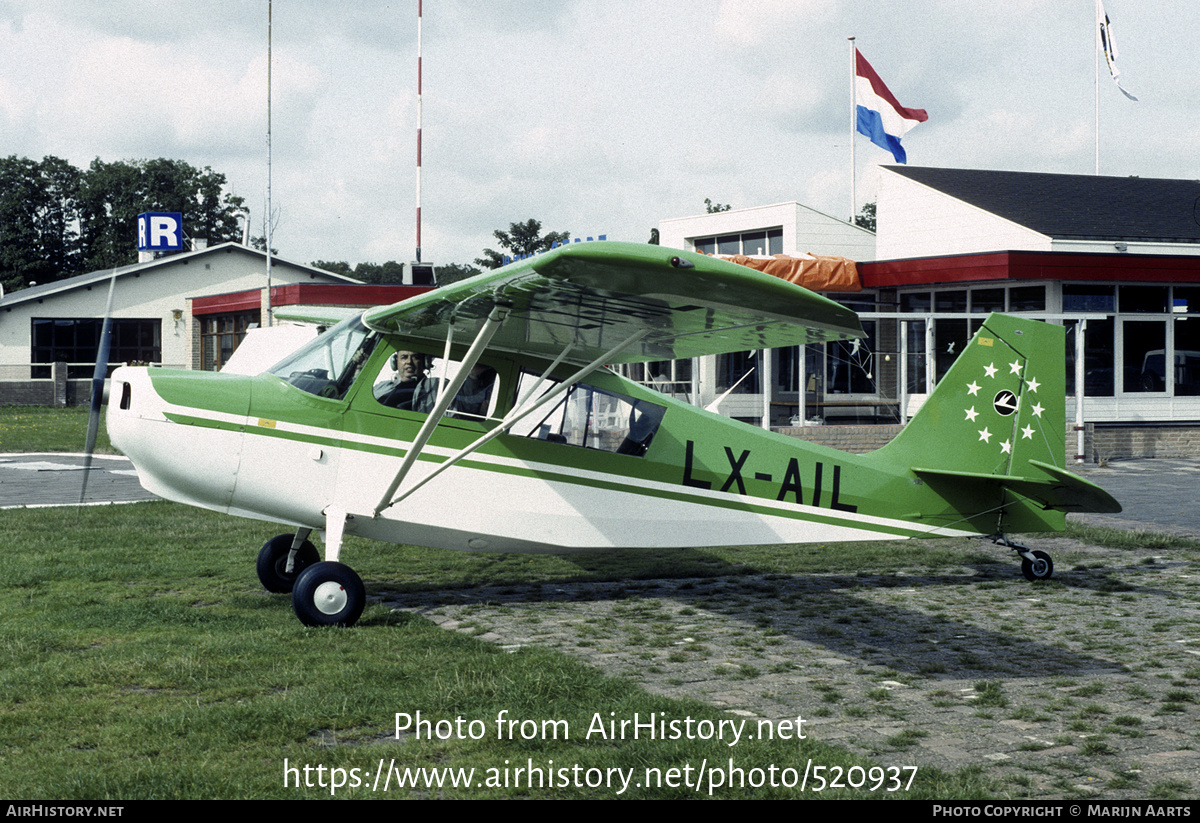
xmin=362 ymin=241 xmax=862 ymax=365
xmin=272 ymin=306 xmax=362 ymax=326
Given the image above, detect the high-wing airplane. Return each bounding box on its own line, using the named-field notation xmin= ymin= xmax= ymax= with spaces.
xmin=105 ymin=241 xmax=1120 ymax=627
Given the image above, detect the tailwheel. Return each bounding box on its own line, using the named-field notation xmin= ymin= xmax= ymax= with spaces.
xmin=292 ymin=561 xmax=366 ymax=627
xmin=256 ymin=533 xmax=320 ymax=593
xmin=1020 ymin=550 xmax=1054 ymax=582
xmin=993 ymin=536 xmax=1055 ymax=583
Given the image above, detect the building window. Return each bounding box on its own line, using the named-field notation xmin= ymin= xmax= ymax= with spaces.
xmin=201 ymin=312 xmax=259 ymax=371
xmin=1063 ymin=284 xmax=1114 ymax=313
xmin=900 ymin=291 xmax=931 ymax=312
xmin=694 ymin=227 xmax=783 ymax=256
xmin=31 ymin=318 xmax=162 ymax=378
xmin=717 ymin=350 xmax=761 ymax=394
xmin=970 ymin=288 xmax=1005 ymax=313
xmin=1122 ymin=319 xmax=1166 ymax=393
xmin=1065 ymin=317 xmax=1115 ymax=397
xmin=1008 ymin=285 xmax=1045 ymax=312
xmin=825 ymin=320 xmax=879 ymax=395
xmin=622 ymin=359 xmax=692 ymax=400
xmin=1120 ymin=285 xmax=1168 ymax=313
xmin=1172 ymin=316 xmax=1200 ymax=396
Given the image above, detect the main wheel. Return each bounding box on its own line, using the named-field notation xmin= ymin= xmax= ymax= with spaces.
xmin=1021 ymin=550 xmax=1054 ymax=582
xmin=292 ymin=561 xmax=366 ymax=627
xmin=256 ymin=534 xmax=320 ymax=593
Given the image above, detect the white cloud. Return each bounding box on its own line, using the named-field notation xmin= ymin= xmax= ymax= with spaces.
xmin=0 ymin=0 xmax=1197 ymax=267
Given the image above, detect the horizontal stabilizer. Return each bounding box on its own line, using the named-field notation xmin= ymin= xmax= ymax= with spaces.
xmin=912 ymin=461 xmax=1121 ymax=514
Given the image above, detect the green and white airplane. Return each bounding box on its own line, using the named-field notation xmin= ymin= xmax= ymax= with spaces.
xmin=106 ymin=241 xmax=1120 ymax=627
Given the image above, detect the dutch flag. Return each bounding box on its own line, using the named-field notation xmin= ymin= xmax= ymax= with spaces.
xmin=855 ymin=49 xmax=928 ymax=164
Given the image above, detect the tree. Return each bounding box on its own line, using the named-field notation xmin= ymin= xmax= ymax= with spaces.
xmin=75 ymin=157 xmax=246 ymax=273
xmin=1 ymin=155 xmax=248 ymax=292
xmin=854 ymin=201 xmax=877 ymax=233
xmin=434 ymin=262 xmax=482 ymax=285
xmin=475 ymin=219 xmax=569 ymax=269
xmin=647 ymin=228 xmax=660 ymax=245
xmin=311 ymin=260 xmax=354 ymax=277
xmin=347 ymin=261 xmax=407 ymax=285
xmin=0 ymin=155 xmax=82 ymax=293
xmin=704 ymin=198 xmax=731 ymax=214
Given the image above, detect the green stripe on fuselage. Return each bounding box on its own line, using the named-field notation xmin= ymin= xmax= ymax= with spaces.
xmin=161 ymin=407 xmax=931 ymax=540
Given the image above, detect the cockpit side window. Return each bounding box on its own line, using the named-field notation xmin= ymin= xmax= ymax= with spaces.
xmin=372 ymin=347 xmax=500 ymax=421
xmin=267 ymin=315 xmax=379 ymax=400
xmin=509 ymin=370 xmax=665 ymax=456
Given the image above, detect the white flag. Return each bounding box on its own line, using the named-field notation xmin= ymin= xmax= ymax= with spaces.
xmin=1098 ymin=0 xmax=1138 ymax=101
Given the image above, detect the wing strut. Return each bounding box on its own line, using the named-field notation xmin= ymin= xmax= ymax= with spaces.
xmin=371 ymin=305 xmax=509 ymax=516
xmin=376 ymin=328 xmax=648 ymax=514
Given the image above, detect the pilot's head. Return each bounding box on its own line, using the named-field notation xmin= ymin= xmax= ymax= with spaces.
xmin=396 ymin=351 xmax=428 ymax=382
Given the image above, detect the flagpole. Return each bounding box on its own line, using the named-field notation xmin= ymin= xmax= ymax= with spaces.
xmin=849 ymin=36 xmax=856 ymax=223
xmin=1095 ymin=0 xmax=1100 ymax=175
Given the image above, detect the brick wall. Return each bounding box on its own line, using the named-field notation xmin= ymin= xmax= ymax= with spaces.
xmin=0 ymin=379 xmax=88 ymax=406
xmin=775 ymin=424 xmax=904 ymax=453
xmin=1091 ymin=425 xmax=1200 ymax=460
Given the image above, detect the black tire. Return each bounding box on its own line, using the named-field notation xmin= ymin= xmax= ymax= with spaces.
xmin=256 ymin=534 xmax=320 ymax=593
xmin=1021 ymin=550 xmax=1054 ymax=582
xmin=292 ymin=562 xmax=366 ymax=627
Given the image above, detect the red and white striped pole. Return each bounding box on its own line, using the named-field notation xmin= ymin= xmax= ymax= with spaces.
xmin=415 ymin=0 xmax=422 ymax=263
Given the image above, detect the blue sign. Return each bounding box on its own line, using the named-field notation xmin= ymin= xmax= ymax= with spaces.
xmin=137 ymin=213 xmax=183 ymax=252
xmin=501 ymin=234 xmax=606 ymax=267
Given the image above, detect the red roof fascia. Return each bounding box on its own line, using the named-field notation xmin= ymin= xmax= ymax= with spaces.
xmin=191 ymin=283 xmax=432 ymax=316
xmin=861 ymin=251 xmax=1200 ymax=288
xmin=861 ymin=253 xmax=1013 ymax=288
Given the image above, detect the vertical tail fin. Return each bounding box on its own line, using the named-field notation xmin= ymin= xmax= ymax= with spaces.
xmin=877 ymin=313 xmax=1119 ymax=528
xmin=883 ymin=313 xmax=1065 ymax=477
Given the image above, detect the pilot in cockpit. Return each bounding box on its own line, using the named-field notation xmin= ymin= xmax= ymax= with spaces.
xmin=374 ymin=351 xmax=437 ymax=412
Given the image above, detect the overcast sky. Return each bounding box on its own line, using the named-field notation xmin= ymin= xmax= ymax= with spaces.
xmin=2 ymin=1 xmax=1193 ymax=270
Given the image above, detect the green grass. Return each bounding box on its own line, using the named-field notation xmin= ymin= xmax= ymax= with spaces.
xmin=1064 ymin=522 xmax=1200 ymax=552
xmin=0 ymin=405 xmax=114 ymax=454
xmin=0 ymin=502 xmax=995 ymax=800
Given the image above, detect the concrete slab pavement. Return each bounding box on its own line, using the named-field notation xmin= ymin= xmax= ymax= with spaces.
xmin=0 ymin=453 xmax=158 ymax=509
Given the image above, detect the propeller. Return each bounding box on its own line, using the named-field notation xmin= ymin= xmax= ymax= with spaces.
xmin=79 ymin=273 xmax=117 ymax=506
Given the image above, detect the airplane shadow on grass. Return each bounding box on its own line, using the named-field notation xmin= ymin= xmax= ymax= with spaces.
xmin=361 ymin=545 xmax=1170 ymax=681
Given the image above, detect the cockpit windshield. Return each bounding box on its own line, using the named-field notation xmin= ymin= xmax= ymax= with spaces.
xmin=267 ymin=314 xmax=379 ymax=400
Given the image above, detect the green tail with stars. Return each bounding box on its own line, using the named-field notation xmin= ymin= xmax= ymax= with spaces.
xmin=874 ymin=313 xmax=1120 ymax=534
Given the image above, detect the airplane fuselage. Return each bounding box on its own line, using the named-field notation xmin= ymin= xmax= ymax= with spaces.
xmin=108 ymin=322 xmax=1043 ymax=558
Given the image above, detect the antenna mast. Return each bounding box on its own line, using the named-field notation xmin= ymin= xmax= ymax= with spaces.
xmin=415 ymin=0 xmax=423 ymax=263
xmin=265 ymin=0 xmax=274 ymax=325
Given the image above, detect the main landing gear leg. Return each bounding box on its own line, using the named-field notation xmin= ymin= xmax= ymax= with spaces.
xmin=292 ymin=505 xmax=366 ymax=627
xmin=993 ymin=535 xmax=1054 ymax=582
xmin=256 ymin=529 xmax=319 ymax=593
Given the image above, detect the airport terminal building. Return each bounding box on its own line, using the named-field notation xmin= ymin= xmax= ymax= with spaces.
xmin=657 ymin=167 xmax=1200 ymax=459
xmin=0 ymin=242 xmax=428 ymax=405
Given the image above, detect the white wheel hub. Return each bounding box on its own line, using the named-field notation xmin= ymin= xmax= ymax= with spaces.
xmin=313 ymin=581 xmax=348 ymax=615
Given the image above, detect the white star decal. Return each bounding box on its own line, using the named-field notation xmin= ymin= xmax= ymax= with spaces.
xmin=1009 ymin=360 xmax=1023 ymax=375
xmin=1031 ymin=402 xmax=1044 ymax=418
xmin=1001 ymin=440 xmax=1012 ymax=454
xmin=965 ymin=406 xmax=978 ymax=422
xmin=1026 ymin=377 xmax=1040 ymax=393
xmin=978 ymin=427 xmax=992 ymax=443
xmin=984 ymin=363 xmax=998 ymax=378
xmin=1021 ymin=425 xmax=1035 ymax=440
xmin=967 ymin=381 xmax=981 ymax=396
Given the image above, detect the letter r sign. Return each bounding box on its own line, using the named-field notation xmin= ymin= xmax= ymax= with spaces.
xmin=137 ymin=212 xmax=184 ymax=251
